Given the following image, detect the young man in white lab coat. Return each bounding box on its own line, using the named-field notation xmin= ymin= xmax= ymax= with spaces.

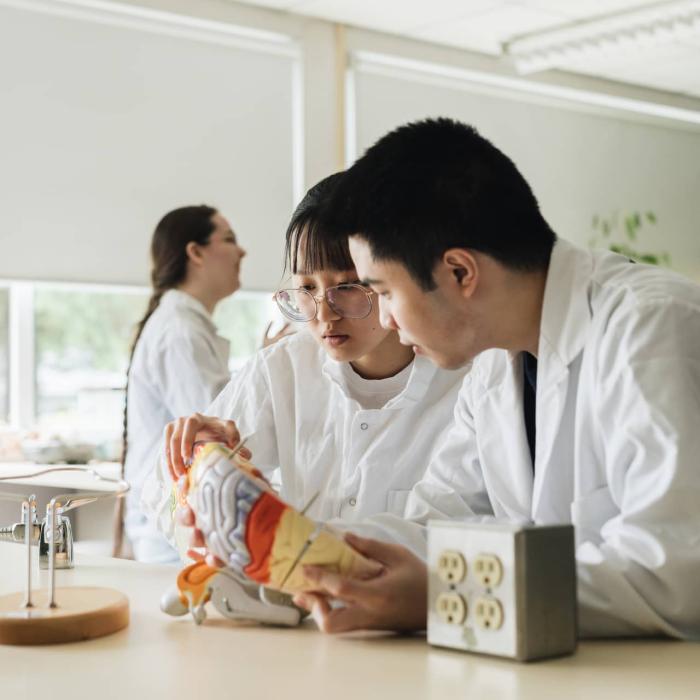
xmin=293 ymin=118 xmax=700 ymax=640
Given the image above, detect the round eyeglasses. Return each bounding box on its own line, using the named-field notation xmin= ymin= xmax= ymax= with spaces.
xmin=274 ymin=284 xmax=374 ymax=322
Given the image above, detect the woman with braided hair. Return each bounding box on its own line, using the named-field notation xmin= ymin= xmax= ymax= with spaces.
xmin=117 ymin=205 xmax=246 ymax=563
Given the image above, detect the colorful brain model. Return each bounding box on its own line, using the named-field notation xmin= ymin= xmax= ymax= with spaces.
xmin=179 ymin=443 xmax=376 ymax=594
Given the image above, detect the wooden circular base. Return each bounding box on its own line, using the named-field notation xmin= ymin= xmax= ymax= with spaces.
xmin=0 ymin=587 xmax=129 ymax=645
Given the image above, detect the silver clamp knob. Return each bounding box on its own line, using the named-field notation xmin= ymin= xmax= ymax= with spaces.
xmin=39 ymin=511 xmax=74 ymax=570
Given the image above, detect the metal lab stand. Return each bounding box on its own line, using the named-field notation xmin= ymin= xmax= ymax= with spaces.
xmin=0 ymin=466 xmax=129 ymax=610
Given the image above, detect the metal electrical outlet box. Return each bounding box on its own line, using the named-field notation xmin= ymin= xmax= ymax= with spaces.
xmin=427 ymin=520 xmax=577 ymax=661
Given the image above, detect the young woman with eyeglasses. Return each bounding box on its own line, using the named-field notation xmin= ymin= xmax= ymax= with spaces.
xmin=142 ymin=174 xmax=467 ymax=558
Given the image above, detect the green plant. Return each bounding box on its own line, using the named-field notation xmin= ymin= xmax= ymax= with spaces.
xmin=589 ymin=210 xmax=670 ymax=266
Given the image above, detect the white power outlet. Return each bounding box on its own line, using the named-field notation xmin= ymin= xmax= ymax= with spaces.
xmin=435 ymin=592 xmax=468 ymax=625
xmin=427 ymin=520 xmax=577 ymax=662
xmin=473 ymin=596 xmax=504 ymax=630
xmin=473 ymin=553 xmax=503 ymax=588
xmin=436 ymin=550 xmax=467 ymax=584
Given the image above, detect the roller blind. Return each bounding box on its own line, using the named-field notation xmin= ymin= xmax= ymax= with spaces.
xmin=0 ymin=3 xmax=299 ymax=290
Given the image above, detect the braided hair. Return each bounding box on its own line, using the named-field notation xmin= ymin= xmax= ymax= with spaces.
xmin=113 ymin=205 xmax=217 ymax=556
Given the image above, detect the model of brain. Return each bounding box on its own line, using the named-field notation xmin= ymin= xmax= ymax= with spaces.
xmin=175 ymin=443 xmax=376 ymax=594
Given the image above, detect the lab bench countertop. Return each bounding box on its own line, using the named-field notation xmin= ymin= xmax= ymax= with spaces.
xmin=0 ymin=461 xmax=121 ymax=491
xmin=1 ymin=542 xmax=699 ymax=700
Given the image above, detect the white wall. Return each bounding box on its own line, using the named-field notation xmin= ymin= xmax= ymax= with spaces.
xmin=348 ymin=53 xmax=700 ymax=281
xmin=1 ymin=0 xmax=699 ymax=287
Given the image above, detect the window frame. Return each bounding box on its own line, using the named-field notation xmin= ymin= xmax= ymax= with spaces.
xmin=0 ymin=282 xmax=10 ymax=426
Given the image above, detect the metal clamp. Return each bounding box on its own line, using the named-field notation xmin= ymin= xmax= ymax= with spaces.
xmin=0 ymin=467 xmax=129 ymax=611
xmin=0 ymin=505 xmax=74 ymax=569
xmin=39 ymin=510 xmax=74 ymax=570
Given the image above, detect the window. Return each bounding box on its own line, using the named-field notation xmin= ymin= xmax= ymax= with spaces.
xmin=34 ymin=286 xmax=150 ymax=445
xmin=0 ymin=287 xmax=8 ymax=425
xmin=2 ymin=284 xmax=276 ymax=456
xmin=214 ymin=291 xmax=279 ymax=371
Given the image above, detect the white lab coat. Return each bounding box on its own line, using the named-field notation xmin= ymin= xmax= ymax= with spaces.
xmin=142 ymin=329 xmax=468 ymax=544
xmin=360 ymin=238 xmax=700 ymax=639
xmin=125 ymin=289 xmax=230 ymax=562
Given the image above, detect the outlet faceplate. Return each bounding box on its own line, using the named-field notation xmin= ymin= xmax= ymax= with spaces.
xmin=428 ymin=524 xmax=517 ymax=658
xmin=427 ymin=521 xmax=577 ymax=661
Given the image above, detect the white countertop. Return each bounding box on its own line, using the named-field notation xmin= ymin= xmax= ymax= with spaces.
xmin=0 ymin=461 xmax=121 ymax=492
xmin=1 ymin=542 xmax=699 ymax=699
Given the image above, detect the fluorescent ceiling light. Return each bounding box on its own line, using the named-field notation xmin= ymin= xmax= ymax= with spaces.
xmin=504 ymin=0 xmax=700 ymax=74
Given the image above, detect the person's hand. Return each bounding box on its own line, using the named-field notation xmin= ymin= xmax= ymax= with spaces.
xmin=293 ymin=532 xmax=428 ymax=633
xmin=164 ymin=413 xmax=251 ymax=482
xmin=261 ymin=321 xmax=295 ymax=349
xmin=175 ymin=487 xmax=225 ymax=568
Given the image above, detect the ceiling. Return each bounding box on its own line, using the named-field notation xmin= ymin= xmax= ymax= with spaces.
xmin=232 ymin=0 xmax=700 ymax=99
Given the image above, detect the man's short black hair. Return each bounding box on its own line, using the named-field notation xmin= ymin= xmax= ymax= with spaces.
xmin=322 ymin=118 xmax=556 ymax=290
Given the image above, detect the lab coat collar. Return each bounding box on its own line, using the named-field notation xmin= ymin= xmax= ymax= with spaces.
xmin=532 ymin=238 xmax=593 ymax=514
xmin=321 ymin=352 xmax=437 ymax=409
xmin=538 ymin=238 xmax=593 ymax=371
xmin=161 ymin=289 xmax=218 ymax=332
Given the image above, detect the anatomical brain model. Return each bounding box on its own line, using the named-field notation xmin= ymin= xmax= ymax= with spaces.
xmin=174 ymin=442 xmax=375 ymax=594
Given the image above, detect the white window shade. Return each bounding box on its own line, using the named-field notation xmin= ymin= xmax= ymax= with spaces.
xmin=0 ymin=2 xmax=299 ymax=290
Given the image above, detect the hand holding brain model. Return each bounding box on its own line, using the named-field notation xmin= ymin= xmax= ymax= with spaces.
xmin=175 ymin=443 xmax=379 ymax=594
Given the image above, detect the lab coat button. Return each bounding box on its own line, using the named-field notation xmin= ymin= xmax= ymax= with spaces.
xmin=349 ymin=497 xmax=357 ymax=506
xmin=360 ymin=423 xmax=368 ymax=430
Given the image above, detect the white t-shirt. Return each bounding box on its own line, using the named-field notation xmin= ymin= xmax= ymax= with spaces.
xmin=142 ymin=329 xmax=468 ymax=543
xmin=338 ymin=361 xmax=413 ymax=410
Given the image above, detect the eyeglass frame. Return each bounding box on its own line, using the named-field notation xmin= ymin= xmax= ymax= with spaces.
xmin=274 ymin=283 xmax=375 ymax=322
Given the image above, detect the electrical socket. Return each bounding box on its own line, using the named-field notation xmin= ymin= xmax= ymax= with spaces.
xmin=473 ymin=596 xmax=504 ymax=630
xmin=436 ymin=550 xmax=467 ymax=584
xmin=427 ymin=521 xmax=577 ymax=662
xmin=436 ymin=592 xmax=467 ymax=625
xmin=473 ymin=553 xmax=503 ymax=588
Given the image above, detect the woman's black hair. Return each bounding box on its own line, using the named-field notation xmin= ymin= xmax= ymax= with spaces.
xmin=114 ymin=205 xmax=217 ymax=556
xmin=284 ymin=172 xmax=354 ymax=275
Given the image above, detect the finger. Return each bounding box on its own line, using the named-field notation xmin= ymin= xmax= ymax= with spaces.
xmin=309 ymin=595 xmax=333 ymax=631
xmin=302 ymin=565 xmax=381 ymax=607
xmin=317 ymin=605 xmax=374 ymax=634
xmin=169 ymin=418 xmax=187 ymax=478
xmin=189 ymin=527 xmax=205 ymax=548
xmin=221 ymin=420 xmax=242 ymax=450
xmin=239 ymin=447 xmax=252 ymax=460
xmin=176 ymin=502 xmax=194 ymax=527
xmin=293 ymin=591 xmax=330 ymax=612
xmin=181 ymin=413 xmax=205 ymax=465
xmin=344 ymin=532 xmax=406 ymax=567
xmin=195 ymin=420 xmax=242 ymax=450
xmin=205 ymin=552 xmax=225 ymax=568
xmin=350 ymin=552 xmax=384 ymax=579
xmin=164 ymin=422 xmax=176 ymax=482
xmin=300 ymin=593 xmax=370 ymax=634
xmin=186 ymin=549 xmax=205 ymax=562
xmin=292 ymin=592 xmax=314 ymax=610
